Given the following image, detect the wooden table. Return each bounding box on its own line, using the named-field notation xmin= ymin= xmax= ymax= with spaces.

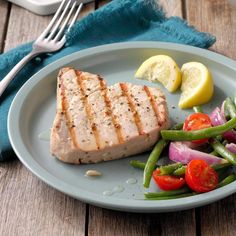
xmin=0 ymin=0 xmax=236 ymax=235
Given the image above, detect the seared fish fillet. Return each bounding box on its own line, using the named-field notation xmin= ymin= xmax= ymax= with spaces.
xmin=50 ymin=68 xmax=169 ymax=164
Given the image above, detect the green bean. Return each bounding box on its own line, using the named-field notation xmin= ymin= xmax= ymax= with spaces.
xmin=145 ymin=192 xmax=197 ymax=200
xmin=172 ymin=166 xmax=187 ymax=176
xmin=130 ymin=160 xmax=146 ymax=170
xmin=222 ymin=140 xmax=228 ymax=146
xmin=210 ymin=150 xmax=220 ymax=156
xmin=225 ymin=97 xmax=236 ymax=119
xmin=143 ymin=139 xmax=168 ymax=188
xmin=193 ymin=106 xmax=203 ymax=113
xmin=212 ymin=162 xmax=232 ymax=171
xmin=131 ymin=161 xmax=183 ymax=174
xmin=172 ymin=123 xmax=184 ymax=130
xmin=144 ymin=187 xmax=190 ymax=199
xmin=171 ymin=163 xmax=231 ymax=176
xmin=142 ymin=123 xmax=184 ymax=188
xmin=161 ymin=117 xmax=236 ymax=141
xmin=218 ymin=174 xmax=235 ymax=188
xmin=160 ymin=163 xmax=183 ymax=175
xmin=222 ymin=100 xmax=231 ymax=120
xmin=210 ymin=139 xmax=236 ymax=165
xmin=215 ymin=135 xmax=223 ymax=142
xmin=130 ymin=160 xmax=159 ymax=170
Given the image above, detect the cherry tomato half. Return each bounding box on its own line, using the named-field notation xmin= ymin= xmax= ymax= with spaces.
xmin=185 ymin=160 xmax=218 ymax=193
xmin=183 ymin=112 xmax=212 ymax=144
xmin=152 ymin=169 xmax=185 ymax=191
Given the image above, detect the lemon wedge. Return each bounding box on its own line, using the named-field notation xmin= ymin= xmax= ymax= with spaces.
xmin=179 ymin=62 xmax=214 ymax=109
xmin=135 ymin=55 xmax=181 ymax=92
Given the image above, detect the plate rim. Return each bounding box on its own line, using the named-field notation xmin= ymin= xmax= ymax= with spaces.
xmin=8 ymin=41 xmax=236 ymax=212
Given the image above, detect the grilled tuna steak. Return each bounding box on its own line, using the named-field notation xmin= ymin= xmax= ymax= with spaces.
xmin=50 ymin=68 xmax=169 ymax=164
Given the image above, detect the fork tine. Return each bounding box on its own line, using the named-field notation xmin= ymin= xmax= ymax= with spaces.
xmin=68 ymin=3 xmax=83 ymax=30
xmin=54 ymin=2 xmax=83 ymax=42
xmin=60 ymin=3 xmax=83 ymax=43
xmin=38 ymin=0 xmax=67 ymax=40
xmin=53 ymin=1 xmax=77 ymax=42
xmin=47 ymin=0 xmax=72 ymax=41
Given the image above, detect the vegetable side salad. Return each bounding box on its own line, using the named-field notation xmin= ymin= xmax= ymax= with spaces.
xmin=130 ymin=96 xmax=236 ymax=200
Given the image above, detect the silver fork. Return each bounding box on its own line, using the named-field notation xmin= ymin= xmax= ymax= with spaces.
xmin=0 ymin=0 xmax=83 ymax=97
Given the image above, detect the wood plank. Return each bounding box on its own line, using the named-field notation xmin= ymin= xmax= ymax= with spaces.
xmin=159 ymin=0 xmax=183 ymax=17
xmin=185 ymin=0 xmax=236 ymax=235
xmin=98 ymin=0 xmax=110 ymax=8
xmin=79 ymin=2 xmax=96 ymax=19
xmin=98 ymin=0 xmax=183 ymax=18
xmin=0 ymin=1 xmax=10 ymax=52
xmin=199 ymin=195 xmax=236 ymax=236
xmin=185 ymin=0 xmax=236 ymax=59
xmin=88 ymin=2 xmax=195 ymax=236
xmin=4 ymin=4 xmax=50 ymax=52
xmin=0 ymin=161 xmax=86 ymax=236
xmin=88 ymin=206 xmax=196 ymax=236
xmin=0 ymin=2 xmax=95 ymax=235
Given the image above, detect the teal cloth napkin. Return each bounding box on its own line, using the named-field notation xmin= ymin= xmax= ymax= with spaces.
xmin=0 ymin=0 xmax=216 ymax=161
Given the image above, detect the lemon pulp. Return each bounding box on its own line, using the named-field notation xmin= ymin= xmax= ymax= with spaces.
xmin=179 ymin=62 xmax=214 ymax=109
xmin=135 ymin=55 xmax=181 ymax=92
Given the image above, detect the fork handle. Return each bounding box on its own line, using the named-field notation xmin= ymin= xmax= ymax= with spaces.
xmin=0 ymin=51 xmax=40 ymax=97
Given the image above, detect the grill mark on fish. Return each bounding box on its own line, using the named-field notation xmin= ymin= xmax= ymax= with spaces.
xmin=99 ymin=79 xmax=124 ymax=144
xmin=60 ymin=79 xmax=79 ymax=148
xmin=76 ymin=71 xmax=101 ymax=150
xmin=143 ymin=85 xmax=162 ymax=126
xmin=119 ymin=83 xmax=145 ymax=135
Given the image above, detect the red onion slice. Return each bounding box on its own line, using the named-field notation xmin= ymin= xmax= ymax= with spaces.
xmin=226 ymin=143 xmax=236 ymax=154
xmin=169 ymin=142 xmax=227 ymax=165
xmin=210 ymin=107 xmax=236 ymax=143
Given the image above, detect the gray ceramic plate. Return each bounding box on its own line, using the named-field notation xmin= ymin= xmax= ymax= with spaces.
xmin=8 ymin=42 xmax=236 ymax=213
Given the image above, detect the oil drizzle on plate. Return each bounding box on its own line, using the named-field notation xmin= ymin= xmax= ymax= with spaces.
xmin=103 ymin=190 xmax=114 ymax=196
xmin=126 ymin=178 xmax=137 ymax=185
xmin=113 ymin=185 xmax=125 ymax=193
xmin=103 ymin=185 xmax=125 ymax=196
xmin=38 ymin=130 xmax=50 ymax=141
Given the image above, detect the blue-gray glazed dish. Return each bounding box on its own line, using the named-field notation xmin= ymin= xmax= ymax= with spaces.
xmin=8 ymin=42 xmax=236 ymax=212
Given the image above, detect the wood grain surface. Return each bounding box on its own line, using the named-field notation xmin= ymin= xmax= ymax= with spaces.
xmin=185 ymin=1 xmax=236 ymax=235
xmin=0 ymin=0 xmax=236 ymax=235
xmin=186 ymin=0 xmax=236 ymax=60
xmin=0 ymin=161 xmax=86 ymax=236
xmin=0 ymin=2 xmax=93 ymax=236
xmin=159 ymin=0 xmax=183 ymax=17
xmin=0 ymin=1 xmax=9 ymax=51
xmin=88 ymin=206 xmax=196 ymax=236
